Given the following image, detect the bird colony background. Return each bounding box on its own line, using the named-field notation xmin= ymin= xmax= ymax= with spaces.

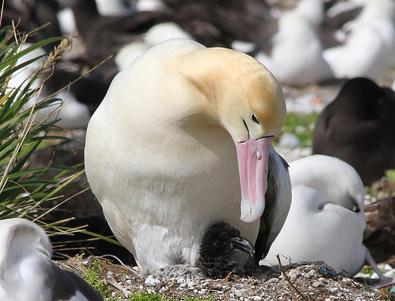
xmin=1 ymin=0 xmax=395 ymax=300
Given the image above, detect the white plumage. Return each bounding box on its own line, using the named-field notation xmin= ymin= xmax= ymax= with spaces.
xmin=115 ymin=41 xmax=150 ymax=71
xmin=0 ymin=218 xmax=102 ymax=301
xmin=294 ymin=0 xmax=324 ymax=27
xmin=6 ymin=44 xmax=90 ymax=128
xmin=57 ymin=8 xmax=77 ymax=34
xmin=256 ymin=0 xmax=332 ymax=87
xmin=144 ymin=23 xmax=192 ymax=46
xmin=135 ymin=0 xmax=165 ymax=12
xmin=323 ymin=0 xmax=395 ymax=79
xmin=85 ymin=39 xmax=288 ymax=273
xmin=266 ymin=11 xmax=333 ymax=86
xmin=115 ymin=23 xmax=193 ymax=70
xmin=262 ymin=155 xmax=366 ymax=274
xmin=94 ymin=0 xmax=133 ymax=16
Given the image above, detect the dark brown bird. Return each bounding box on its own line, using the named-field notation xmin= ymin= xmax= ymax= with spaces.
xmin=312 ymin=77 xmax=395 ymax=185
xmin=162 ymin=0 xmax=277 ymax=50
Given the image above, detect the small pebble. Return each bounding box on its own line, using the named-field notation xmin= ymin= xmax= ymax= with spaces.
xmin=312 ymin=281 xmax=323 ymax=288
xmin=253 ymin=296 xmax=262 ymax=301
xmin=82 ymin=258 xmax=89 ymax=265
xmin=266 ymin=278 xmax=279 ymax=284
xmin=288 ymin=269 xmax=300 ymax=282
xmin=233 ymin=289 xmax=244 ymax=297
xmin=106 ymin=271 xmax=113 ymax=279
xmin=144 ymin=275 xmax=161 ymax=286
xmin=304 ymin=270 xmax=316 ymax=279
xmin=318 ymin=277 xmax=328 ymax=284
xmin=330 ymin=287 xmax=338 ymax=294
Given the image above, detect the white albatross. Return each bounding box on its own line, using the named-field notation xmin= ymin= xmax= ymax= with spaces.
xmin=85 ymin=39 xmax=291 ymax=273
xmin=115 ymin=22 xmax=193 ymax=71
xmin=0 ymin=218 xmax=103 ymax=301
xmin=261 ymin=155 xmax=394 ymax=287
xmin=323 ymin=0 xmax=395 ymax=79
xmin=256 ymin=3 xmax=333 ymax=86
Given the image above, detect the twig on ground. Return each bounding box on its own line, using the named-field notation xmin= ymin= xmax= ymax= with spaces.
xmin=276 ymin=254 xmax=310 ymax=301
xmin=106 ymin=273 xmax=130 ymax=298
xmin=97 ymin=254 xmax=139 ymax=276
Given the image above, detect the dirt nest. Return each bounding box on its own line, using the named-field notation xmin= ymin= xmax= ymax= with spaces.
xmin=57 ymin=256 xmax=392 ymax=300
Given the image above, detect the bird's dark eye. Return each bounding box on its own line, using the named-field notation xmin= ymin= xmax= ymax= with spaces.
xmin=251 ymin=113 xmax=260 ymax=124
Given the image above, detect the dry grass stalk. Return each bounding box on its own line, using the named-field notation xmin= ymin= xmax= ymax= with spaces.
xmin=276 ymin=255 xmax=310 ymax=301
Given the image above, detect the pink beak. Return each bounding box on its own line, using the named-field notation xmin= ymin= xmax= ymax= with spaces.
xmin=235 ymin=137 xmax=272 ymax=223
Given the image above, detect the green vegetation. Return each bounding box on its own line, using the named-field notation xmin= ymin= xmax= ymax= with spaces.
xmin=127 ymin=293 xmax=212 ymax=301
xmin=385 ymin=169 xmax=395 ymax=181
xmin=360 ymin=265 xmax=374 ymax=276
xmin=83 ymin=260 xmax=116 ymax=300
xmin=283 ymin=112 xmax=318 ymax=147
xmin=128 ymin=293 xmax=164 ymax=301
xmin=0 ymin=27 xmax=83 ymax=236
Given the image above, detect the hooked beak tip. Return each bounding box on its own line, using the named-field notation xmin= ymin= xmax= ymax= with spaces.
xmin=240 ymin=198 xmax=265 ymax=223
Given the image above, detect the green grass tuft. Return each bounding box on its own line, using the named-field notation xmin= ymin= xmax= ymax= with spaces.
xmin=283 ymin=112 xmax=318 ymax=147
xmin=0 ymin=26 xmax=86 ymax=243
xmin=385 ymin=169 xmax=395 ymax=181
xmin=127 ymin=293 xmax=213 ymax=301
xmin=83 ymin=260 xmax=116 ymax=300
xmin=128 ymin=293 xmax=165 ymax=301
xmin=360 ymin=265 xmax=374 ymax=276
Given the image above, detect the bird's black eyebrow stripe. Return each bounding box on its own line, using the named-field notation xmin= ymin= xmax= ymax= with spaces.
xmin=242 ymin=118 xmax=250 ymax=138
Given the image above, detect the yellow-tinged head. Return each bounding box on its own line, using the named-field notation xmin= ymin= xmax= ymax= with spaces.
xmin=177 ymin=47 xmax=286 ymax=143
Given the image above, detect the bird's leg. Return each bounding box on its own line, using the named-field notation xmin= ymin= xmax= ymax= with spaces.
xmin=365 ymin=248 xmax=395 ymax=289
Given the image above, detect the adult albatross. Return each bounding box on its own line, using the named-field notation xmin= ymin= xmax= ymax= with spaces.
xmin=261 ymin=155 xmax=395 ymax=287
xmin=84 ymin=39 xmax=290 ymax=273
